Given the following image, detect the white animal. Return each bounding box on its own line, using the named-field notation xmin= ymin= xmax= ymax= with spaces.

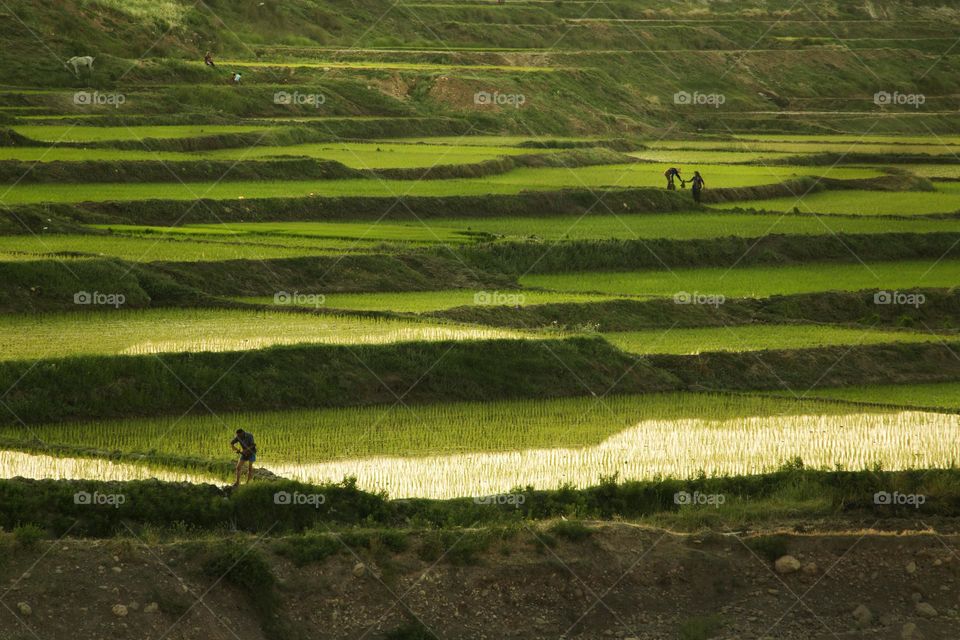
xmin=66 ymin=56 xmax=95 ymax=74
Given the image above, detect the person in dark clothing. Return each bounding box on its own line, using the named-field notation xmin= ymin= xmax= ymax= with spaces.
xmin=664 ymin=167 xmax=683 ymax=191
xmin=230 ymin=429 xmax=257 ymax=486
xmin=204 ymin=51 xmax=216 ymax=68
xmin=690 ymin=171 xmax=705 ymax=203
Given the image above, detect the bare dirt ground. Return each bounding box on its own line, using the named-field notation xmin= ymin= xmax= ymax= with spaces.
xmin=2 ymin=522 xmax=959 ymax=640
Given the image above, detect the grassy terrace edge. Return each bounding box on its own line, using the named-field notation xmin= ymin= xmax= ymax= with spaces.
xmin=2 ymin=232 xmax=958 ymax=313
xmin=3 ymin=468 xmax=960 ymax=537
xmin=4 ymin=339 xmax=960 ymax=425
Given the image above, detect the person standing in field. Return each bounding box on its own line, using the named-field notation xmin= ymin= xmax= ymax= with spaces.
xmin=231 ymin=428 xmax=257 ymax=486
xmin=204 ymin=51 xmax=217 ymax=68
xmin=690 ymin=170 xmax=705 ymax=203
xmin=664 ymin=167 xmax=683 ymax=191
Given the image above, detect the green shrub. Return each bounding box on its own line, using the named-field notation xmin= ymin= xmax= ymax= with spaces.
xmin=274 ymin=534 xmax=340 ymax=566
xmin=548 ymin=520 xmax=593 ymax=542
xmin=13 ymin=524 xmax=44 ymax=551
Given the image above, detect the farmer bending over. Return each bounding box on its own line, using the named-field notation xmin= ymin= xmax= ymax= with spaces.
xmin=231 ymin=428 xmax=257 ymax=486
xmin=664 ymin=167 xmax=683 ymax=191
xmin=204 ymin=51 xmax=217 ymax=68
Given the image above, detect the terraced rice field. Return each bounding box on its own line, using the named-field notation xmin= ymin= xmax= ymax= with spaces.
xmin=650 ymin=139 xmax=960 ymax=156
xmin=91 ymin=221 xmax=475 ymax=247
xmin=3 ymin=119 xmax=960 ymax=500
xmin=238 ymin=289 xmax=617 ymax=313
xmin=628 ymin=150 xmax=799 ymax=164
xmin=604 ymin=325 xmax=949 ymax=355
xmin=14 ymin=124 xmax=276 ymax=142
xmin=0 ymin=140 xmax=550 ymax=167
xmin=0 ymin=164 xmax=883 ymax=205
xmin=216 ymin=59 xmax=557 ymax=72
xmin=0 ymin=450 xmax=217 ymax=484
xmin=422 ymin=212 xmax=960 ymax=240
xmin=716 ymin=184 xmax=960 ymax=216
xmin=520 ymin=260 xmax=960 ymax=298
xmin=0 ymin=309 xmax=529 ymax=360
xmin=7 ymin=393 xmax=956 ymax=498
xmin=0 ymin=234 xmax=358 ymax=262
xmin=799 ymin=381 xmax=960 ymax=410
xmin=521 ymin=259 xmax=960 ymax=299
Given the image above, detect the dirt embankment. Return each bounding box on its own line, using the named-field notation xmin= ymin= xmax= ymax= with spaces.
xmin=3 ymin=523 xmax=959 ymax=640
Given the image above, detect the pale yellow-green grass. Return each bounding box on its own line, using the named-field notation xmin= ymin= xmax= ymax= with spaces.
xmin=277 ymin=410 xmax=959 ymax=498
xmin=0 ymin=450 xmax=216 ymax=484
xmin=605 ymin=325 xmax=948 ymax=355
xmin=1 ymin=309 xmax=529 ymax=361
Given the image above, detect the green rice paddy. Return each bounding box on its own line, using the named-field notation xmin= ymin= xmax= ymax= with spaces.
xmin=521 ymin=259 xmax=960 ymax=299
xmin=3 ymin=125 xmax=960 ymax=493
xmin=0 ymin=309 xmax=528 ymax=361
xmin=605 ymin=325 xmax=949 ymax=356
xmin=14 ymin=124 xmax=276 ymax=143
xmin=8 ymin=393 xmax=955 ymax=498
xmin=0 ymin=140 xmax=546 ymax=167
xmin=0 ymin=164 xmax=883 ymax=205
xmin=92 ymin=221 xmax=474 ymax=245
xmin=424 ymin=212 xmax=959 ymax=240
xmin=237 ymin=289 xmax=617 ymax=313
xmin=2 ymin=392 xmax=887 ymax=467
xmin=0 ymin=234 xmax=356 ymax=262
xmin=800 ymin=381 xmax=960 ymax=410
xmin=716 ymin=184 xmax=960 ymax=216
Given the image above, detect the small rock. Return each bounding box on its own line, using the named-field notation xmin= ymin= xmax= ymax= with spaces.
xmin=906 ymin=561 xmax=917 ymax=574
xmin=128 ymin=602 xmax=139 ymax=611
xmin=112 ymin=604 xmax=128 ymax=618
xmin=915 ymin=602 xmax=938 ymax=618
xmin=852 ymin=604 xmax=872 ymax=628
xmin=144 ymin=602 xmax=159 ymax=614
xmin=16 ymin=602 xmax=31 ymax=616
xmin=801 ymin=562 xmax=818 ymax=576
xmin=774 ymin=555 xmax=802 ymax=574
xmin=901 ymin=622 xmax=922 ymax=639
xmin=111 ymin=566 xmax=122 ymax=573
xmin=352 ymin=562 xmax=366 ymax=578
xmin=911 ymin=592 xmax=923 ymax=602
